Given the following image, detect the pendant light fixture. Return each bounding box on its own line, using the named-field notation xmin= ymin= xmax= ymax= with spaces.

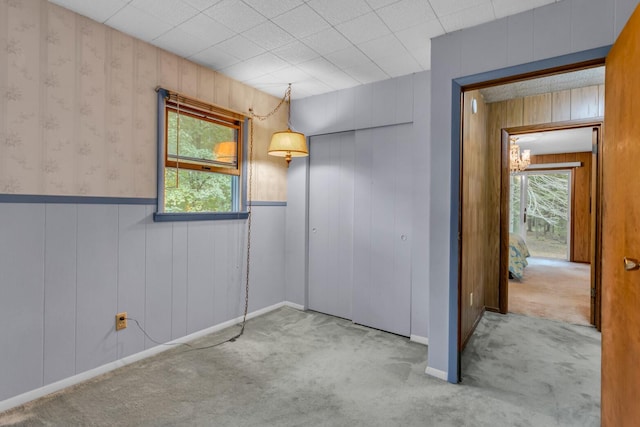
xmin=267 ymin=84 xmax=308 ymax=167
xmin=510 ymin=136 xmax=531 ymax=173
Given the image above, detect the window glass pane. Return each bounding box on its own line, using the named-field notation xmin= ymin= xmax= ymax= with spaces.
xmin=525 ymin=173 xmax=570 ymax=259
xmin=164 ymin=168 xmax=233 ymax=213
xmin=167 ymin=110 xmax=238 ymax=168
xmin=509 ymin=175 xmax=522 ymax=234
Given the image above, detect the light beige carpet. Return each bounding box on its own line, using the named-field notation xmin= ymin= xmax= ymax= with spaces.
xmin=509 ymin=257 xmax=591 ymax=326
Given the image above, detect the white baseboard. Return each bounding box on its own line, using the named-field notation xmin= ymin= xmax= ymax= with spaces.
xmin=283 ymin=301 xmax=305 ymax=311
xmin=425 ymin=366 xmax=448 ymax=381
xmin=409 ymin=335 xmax=428 ymax=346
xmin=0 ymin=301 xmax=289 ymax=413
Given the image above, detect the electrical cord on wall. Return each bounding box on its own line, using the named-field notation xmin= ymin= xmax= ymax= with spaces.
xmin=113 ymin=92 xmax=291 ymax=353
xmin=123 ymin=317 xmax=238 ymax=351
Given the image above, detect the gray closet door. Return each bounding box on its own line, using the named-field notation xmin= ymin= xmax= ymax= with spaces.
xmin=308 ymin=132 xmax=355 ymax=320
xmin=353 ymin=124 xmax=413 ymax=336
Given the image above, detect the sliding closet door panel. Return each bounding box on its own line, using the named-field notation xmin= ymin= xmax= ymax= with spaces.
xmin=353 ymin=124 xmax=413 ymax=336
xmin=308 ymin=132 xmax=355 ymax=319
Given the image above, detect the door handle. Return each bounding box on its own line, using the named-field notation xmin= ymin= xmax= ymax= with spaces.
xmin=624 ymin=257 xmax=640 ymax=271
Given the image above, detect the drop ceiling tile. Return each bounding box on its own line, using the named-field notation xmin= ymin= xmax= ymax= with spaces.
xmin=177 ymin=13 xmax=235 ymax=45
xmin=242 ymin=21 xmax=295 ymax=50
xmin=129 ymin=0 xmax=199 ymax=26
xmin=243 ymin=74 xmax=282 ymax=91
xmin=395 ymin=20 xmax=446 ymax=46
xmin=297 ymin=57 xmax=342 ymax=79
xmin=50 ymin=0 xmax=570 ymax=99
xmin=237 ymin=52 xmax=289 ymax=76
xmin=272 ymin=41 xmax=320 ymax=64
xmin=491 ymin=0 xmax=555 ymax=19
xmin=106 ymin=5 xmax=173 ymax=42
xmin=365 ymin=0 xmax=401 ymax=9
xmin=203 ymin=0 xmax=267 ymax=32
xmin=152 ymin=27 xmax=211 ymax=58
xmin=49 ymin=0 xmax=128 ymax=23
xmin=428 ymin=0 xmax=489 ymax=17
xmin=190 ymin=46 xmax=240 ymax=70
xmin=306 ymin=0 xmax=372 ymax=26
xmin=343 ymin=62 xmax=388 ymax=84
xmin=293 ymin=78 xmax=334 ymax=97
xmin=395 ymin=24 xmax=438 ymax=69
xmin=375 ymin=52 xmax=422 ymax=77
xmin=322 ymin=70 xmax=361 ymax=90
xmin=242 ymin=0 xmax=305 ymax=19
xmin=272 ymin=4 xmax=330 ymax=39
xmin=302 ymin=28 xmax=352 ymax=56
xmin=214 ymin=35 xmax=266 ymax=60
xmin=336 ymin=12 xmax=391 ymax=45
xmin=439 ymin=3 xmax=496 ymax=33
xmin=183 ymin=0 xmax=223 ymax=11
xmin=267 ymin=66 xmax=313 ymax=85
xmin=220 ymin=61 xmax=269 ymax=82
xmin=376 ymin=0 xmax=437 ymax=32
xmin=358 ymin=34 xmax=406 ymax=62
xmin=325 ymin=46 xmax=371 ymax=70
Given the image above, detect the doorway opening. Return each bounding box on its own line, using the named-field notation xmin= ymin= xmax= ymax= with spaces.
xmin=501 ymin=123 xmax=601 ymax=328
xmin=457 ymin=62 xmax=605 ymax=356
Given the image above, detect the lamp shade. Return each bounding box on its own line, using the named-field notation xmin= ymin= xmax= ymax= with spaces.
xmin=268 ymin=129 xmax=308 ymax=164
xmin=214 ymin=141 xmax=237 ymax=163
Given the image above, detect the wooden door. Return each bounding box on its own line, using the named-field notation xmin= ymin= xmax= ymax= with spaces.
xmin=308 ymin=132 xmax=355 ymax=320
xmin=602 ymin=4 xmax=640 ymax=425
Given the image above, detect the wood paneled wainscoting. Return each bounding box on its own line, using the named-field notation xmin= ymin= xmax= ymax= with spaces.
xmin=459 ymin=90 xmax=491 ymax=349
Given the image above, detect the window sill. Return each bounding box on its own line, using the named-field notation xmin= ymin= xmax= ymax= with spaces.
xmin=153 ymin=211 xmax=249 ymax=222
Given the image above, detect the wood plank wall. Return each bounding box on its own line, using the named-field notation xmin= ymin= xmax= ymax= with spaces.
xmin=483 ymin=84 xmax=603 ymax=310
xmin=460 ymin=90 xmax=490 ymax=347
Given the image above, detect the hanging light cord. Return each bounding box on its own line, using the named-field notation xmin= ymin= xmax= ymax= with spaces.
xmin=250 ymin=84 xmax=292 ymax=125
xmin=125 ymin=86 xmax=293 ymax=350
xmin=232 ymin=84 xmax=293 ymax=340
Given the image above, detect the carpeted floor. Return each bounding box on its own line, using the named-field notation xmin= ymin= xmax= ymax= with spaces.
xmin=509 ymin=257 xmax=591 ymax=325
xmin=0 ymin=307 xmax=600 ymax=427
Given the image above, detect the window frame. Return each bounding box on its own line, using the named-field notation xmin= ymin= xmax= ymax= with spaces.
xmin=164 ymin=103 xmax=242 ymax=176
xmin=154 ymin=87 xmax=249 ymax=222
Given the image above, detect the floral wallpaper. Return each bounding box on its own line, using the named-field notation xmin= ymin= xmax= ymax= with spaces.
xmin=0 ymin=0 xmax=288 ymax=200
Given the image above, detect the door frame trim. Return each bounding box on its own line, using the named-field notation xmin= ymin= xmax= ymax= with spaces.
xmin=499 ymin=120 xmax=603 ymax=322
xmin=452 ymin=46 xmax=610 ymax=382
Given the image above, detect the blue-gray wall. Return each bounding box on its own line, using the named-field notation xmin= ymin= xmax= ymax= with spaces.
xmin=429 ymin=0 xmax=638 ymax=382
xmin=0 ymin=202 xmax=285 ymax=402
xmin=288 ymin=71 xmax=431 ymax=340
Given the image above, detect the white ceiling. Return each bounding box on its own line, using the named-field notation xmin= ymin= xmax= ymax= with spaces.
xmin=48 ymin=0 xmax=561 ymax=99
xmin=516 ymin=127 xmax=593 ymax=155
xmin=480 ymin=66 xmax=605 ymax=103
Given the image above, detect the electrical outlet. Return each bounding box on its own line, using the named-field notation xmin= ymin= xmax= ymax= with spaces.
xmin=116 ymin=312 xmax=127 ymax=331
xmin=470 ymin=292 xmax=473 ymax=307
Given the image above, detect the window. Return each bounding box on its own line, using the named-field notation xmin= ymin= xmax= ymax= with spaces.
xmin=155 ymin=89 xmax=248 ymax=221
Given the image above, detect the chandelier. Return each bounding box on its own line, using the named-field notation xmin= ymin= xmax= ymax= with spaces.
xmin=510 ymin=136 xmax=530 ymax=173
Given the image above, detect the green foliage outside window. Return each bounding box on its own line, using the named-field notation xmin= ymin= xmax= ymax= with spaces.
xmin=164 ymin=109 xmax=239 ymax=213
xmin=164 ymin=168 xmax=233 ymax=213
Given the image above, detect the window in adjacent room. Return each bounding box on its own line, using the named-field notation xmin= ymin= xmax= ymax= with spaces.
xmin=156 ymin=89 xmax=246 ymax=217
